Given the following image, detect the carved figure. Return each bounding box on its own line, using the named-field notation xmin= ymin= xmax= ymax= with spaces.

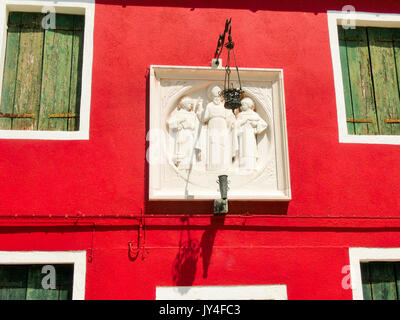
xmin=234 ymin=97 xmax=268 ymax=170
xmin=197 ymin=85 xmax=236 ymax=171
xmin=167 ymin=96 xmax=197 ymax=170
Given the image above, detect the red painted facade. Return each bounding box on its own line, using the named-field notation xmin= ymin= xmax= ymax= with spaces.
xmin=1 ymin=0 xmax=400 ymax=299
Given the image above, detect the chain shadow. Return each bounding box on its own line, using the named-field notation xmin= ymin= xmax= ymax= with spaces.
xmin=172 ymin=218 xmax=201 ymax=291
xmin=172 ymin=216 xmax=225 ymax=290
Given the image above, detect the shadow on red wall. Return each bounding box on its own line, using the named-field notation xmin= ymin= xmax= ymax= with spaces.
xmin=172 ymin=216 xmax=224 ymax=286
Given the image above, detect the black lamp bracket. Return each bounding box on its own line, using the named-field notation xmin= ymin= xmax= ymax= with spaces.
xmin=213 ymin=18 xmax=243 ymax=113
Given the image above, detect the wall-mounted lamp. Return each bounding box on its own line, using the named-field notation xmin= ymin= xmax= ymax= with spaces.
xmin=213 ymin=18 xmax=243 ymax=113
xmin=214 ymin=175 xmax=229 ymax=215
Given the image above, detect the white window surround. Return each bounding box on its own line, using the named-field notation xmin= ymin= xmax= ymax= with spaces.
xmin=0 ymin=0 xmax=95 ymax=140
xmin=0 ymin=250 xmax=86 ymax=300
xmin=156 ymin=285 xmax=288 ymax=300
xmin=328 ymin=10 xmax=400 ymax=145
xmin=349 ymin=247 xmax=400 ymax=300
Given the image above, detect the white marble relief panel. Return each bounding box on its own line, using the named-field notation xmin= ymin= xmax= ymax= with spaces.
xmin=149 ymin=66 xmax=290 ymax=200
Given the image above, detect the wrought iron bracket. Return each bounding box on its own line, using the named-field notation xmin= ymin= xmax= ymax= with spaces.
xmin=213 ymin=18 xmax=243 ymax=112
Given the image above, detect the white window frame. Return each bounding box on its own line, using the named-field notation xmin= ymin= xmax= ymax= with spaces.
xmin=328 ymin=10 xmax=400 ymax=145
xmin=0 ymin=250 xmax=86 ymax=300
xmin=349 ymin=247 xmax=400 ymax=300
xmin=0 ymin=0 xmax=95 ymax=140
xmin=156 ymin=285 xmax=288 ymax=300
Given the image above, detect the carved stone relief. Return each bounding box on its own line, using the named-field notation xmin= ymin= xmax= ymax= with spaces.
xmin=150 ymin=66 xmax=290 ymax=200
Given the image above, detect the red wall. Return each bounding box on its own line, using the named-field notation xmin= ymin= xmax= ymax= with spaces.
xmin=1 ymin=0 xmax=400 ymax=299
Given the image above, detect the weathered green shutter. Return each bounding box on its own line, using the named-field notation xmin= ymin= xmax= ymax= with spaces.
xmin=0 ymin=13 xmax=21 ymax=130
xmin=368 ymin=28 xmax=400 ymax=135
xmin=391 ymin=29 xmax=400 ymax=131
xmin=13 ymin=13 xmax=44 ymax=130
xmin=39 ymin=14 xmax=84 ymax=131
xmin=0 ymin=265 xmax=28 ymax=300
xmin=0 ymin=264 xmax=73 ymax=300
xmin=369 ymin=262 xmax=397 ymax=300
xmin=68 ymin=15 xmax=84 ymax=131
xmin=339 ymin=26 xmax=400 ymax=135
xmin=57 ymin=264 xmax=74 ymax=300
xmin=25 ymin=265 xmax=59 ymax=300
xmin=338 ymin=27 xmax=355 ymax=134
xmin=339 ymin=27 xmax=378 ymax=135
xmin=361 ymin=262 xmax=400 ymax=300
xmin=361 ymin=263 xmax=373 ymax=300
xmin=0 ymin=13 xmax=44 ymax=130
xmin=0 ymin=12 xmax=84 ymax=131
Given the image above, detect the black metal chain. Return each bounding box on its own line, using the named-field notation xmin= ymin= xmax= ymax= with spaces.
xmin=214 ymin=18 xmax=231 ymax=62
xmin=214 ymin=18 xmax=242 ymax=91
xmin=213 ymin=18 xmax=243 ymax=112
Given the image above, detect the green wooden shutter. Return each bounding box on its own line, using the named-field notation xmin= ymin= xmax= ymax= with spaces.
xmin=339 ymin=26 xmax=400 ymax=135
xmin=361 ymin=263 xmax=373 ymax=300
xmin=14 ymin=13 xmax=44 ymax=130
xmin=57 ymin=264 xmax=74 ymax=300
xmin=339 ymin=26 xmax=379 ymax=135
xmin=0 ymin=265 xmax=28 ymax=300
xmin=361 ymin=262 xmax=400 ymax=300
xmin=0 ymin=264 xmax=73 ymax=300
xmin=0 ymin=12 xmax=21 ymax=130
xmin=68 ymin=15 xmax=84 ymax=131
xmin=367 ymin=28 xmax=400 ymax=135
xmin=39 ymin=14 xmax=84 ymax=131
xmin=0 ymin=12 xmax=84 ymax=131
xmin=369 ymin=262 xmax=397 ymax=300
xmin=0 ymin=13 xmax=43 ymax=130
xmin=390 ymin=29 xmax=400 ymax=133
xmin=338 ymin=27 xmax=355 ymax=134
xmin=25 ymin=265 xmax=59 ymax=300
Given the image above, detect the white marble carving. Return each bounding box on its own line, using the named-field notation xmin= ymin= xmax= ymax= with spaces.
xmin=167 ymin=96 xmax=198 ymax=170
xmin=149 ymin=65 xmax=291 ymax=200
xmin=235 ymin=97 xmax=268 ymax=171
xmin=197 ymin=84 xmax=236 ymax=172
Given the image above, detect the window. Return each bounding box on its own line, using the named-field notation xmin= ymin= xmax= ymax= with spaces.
xmin=0 ymin=0 xmax=94 ymax=140
xmin=338 ymin=26 xmax=400 ymax=136
xmin=0 ymin=264 xmax=73 ymax=300
xmin=0 ymin=12 xmax=84 ymax=132
xmin=348 ymin=247 xmax=400 ymax=300
xmin=0 ymin=251 xmax=86 ymax=300
xmin=328 ymin=11 xmax=400 ymax=144
xmin=360 ymin=262 xmax=400 ymax=300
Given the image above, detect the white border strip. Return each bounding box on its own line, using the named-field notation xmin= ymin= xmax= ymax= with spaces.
xmin=349 ymin=247 xmax=400 ymax=300
xmin=156 ymin=285 xmax=288 ymax=300
xmin=0 ymin=0 xmax=95 ymax=140
xmin=0 ymin=250 xmax=87 ymax=300
xmin=328 ymin=10 xmax=400 ymax=145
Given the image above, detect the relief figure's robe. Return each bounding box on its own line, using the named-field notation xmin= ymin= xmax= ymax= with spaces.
xmin=198 ymin=102 xmax=235 ymax=171
xmin=235 ymin=110 xmax=268 ymax=170
xmin=168 ymin=109 xmax=197 ymax=170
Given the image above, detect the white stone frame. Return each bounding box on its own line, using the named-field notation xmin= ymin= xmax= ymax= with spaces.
xmin=349 ymin=247 xmax=400 ymax=300
xmin=0 ymin=250 xmax=86 ymax=299
xmin=328 ymin=10 xmax=400 ymax=145
xmin=0 ymin=0 xmax=95 ymax=140
xmin=149 ymin=65 xmax=291 ymax=200
xmin=156 ymin=285 xmax=288 ymax=300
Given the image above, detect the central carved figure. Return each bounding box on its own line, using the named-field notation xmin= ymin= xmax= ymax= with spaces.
xmin=197 ymin=85 xmax=236 ymax=171
xmin=167 ymin=84 xmax=269 ymax=174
